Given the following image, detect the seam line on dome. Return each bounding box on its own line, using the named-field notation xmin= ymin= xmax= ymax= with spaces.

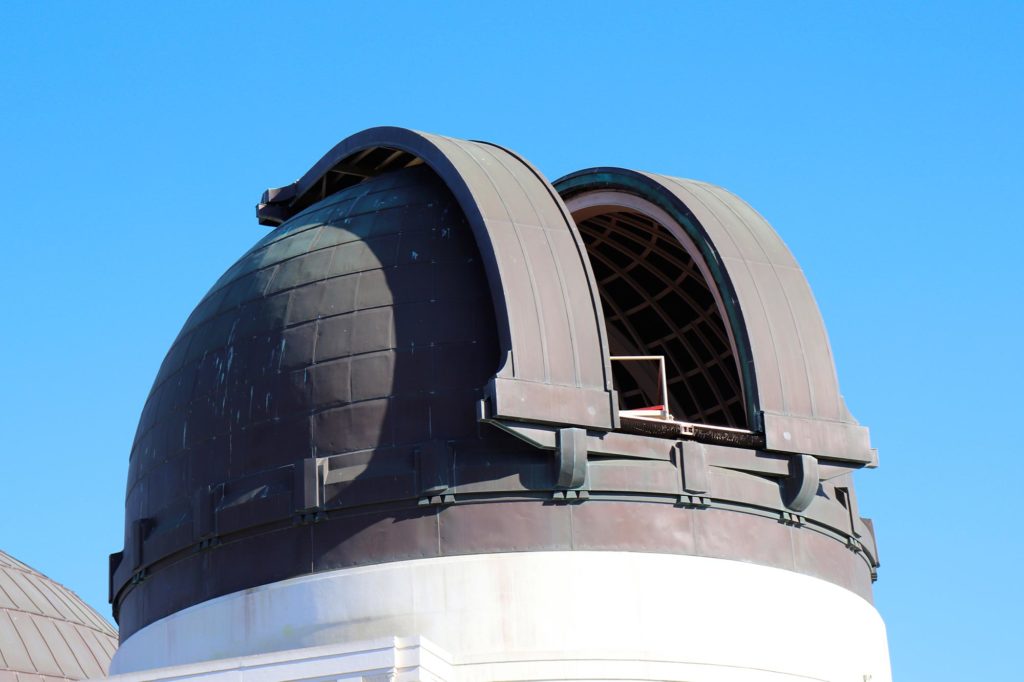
xmin=0 ymin=604 xmax=116 ymax=638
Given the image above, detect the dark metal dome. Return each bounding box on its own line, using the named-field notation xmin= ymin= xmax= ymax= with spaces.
xmin=112 ymin=164 xmax=510 ymax=637
xmin=0 ymin=551 xmax=117 ymax=681
xmin=112 ymin=127 xmax=881 ymax=643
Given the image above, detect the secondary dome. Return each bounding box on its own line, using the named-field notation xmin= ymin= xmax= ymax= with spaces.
xmin=0 ymin=551 xmax=117 ymax=681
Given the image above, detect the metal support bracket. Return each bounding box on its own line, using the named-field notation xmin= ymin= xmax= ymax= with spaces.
xmin=677 ymin=494 xmax=710 ymax=508
xmin=553 ymin=489 xmax=590 ymax=502
xmin=294 ymin=458 xmax=325 ymax=512
xmin=193 ymin=483 xmax=223 ymax=543
xmin=417 ymin=441 xmax=453 ymax=496
xmin=131 ymin=518 xmax=151 ymax=570
xmin=417 ymin=493 xmax=455 ymax=507
xmin=556 ymin=427 xmax=588 ymax=489
xmin=292 ymin=458 xmax=327 ymax=524
xmin=782 ymin=453 xmax=819 ymax=512
xmin=779 ymin=511 xmax=805 ymax=526
xmin=679 ymin=441 xmax=709 ymax=494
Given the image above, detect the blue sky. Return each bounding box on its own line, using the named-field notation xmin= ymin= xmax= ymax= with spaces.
xmin=1 ymin=2 xmax=1021 ymax=678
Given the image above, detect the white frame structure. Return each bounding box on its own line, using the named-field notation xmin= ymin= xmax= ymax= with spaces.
xmin=610 ymin=355 xmax=672 ymax=421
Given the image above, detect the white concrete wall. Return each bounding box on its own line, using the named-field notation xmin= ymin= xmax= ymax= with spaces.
xmin=110 ymin=551 xmax=891 ymax=682
xmin=102 ymin=636 xmax=452 ymax=682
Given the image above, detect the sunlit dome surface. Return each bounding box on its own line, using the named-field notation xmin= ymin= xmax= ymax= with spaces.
xmin=0 ymin=551 xmax=117 ymax=682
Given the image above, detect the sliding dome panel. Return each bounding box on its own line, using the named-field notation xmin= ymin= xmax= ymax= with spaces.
xmin=555 ymin=168 xmax=872 ymax=463
xmin=259 ymin=127 xmax=616 ymax=431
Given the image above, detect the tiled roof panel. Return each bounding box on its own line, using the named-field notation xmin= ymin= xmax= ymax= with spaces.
xmin=0 ymin=552 xmax=116 ymax=681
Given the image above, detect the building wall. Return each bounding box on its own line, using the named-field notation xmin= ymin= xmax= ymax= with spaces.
xmin=110 ymin=551 xmax=891 ymax=682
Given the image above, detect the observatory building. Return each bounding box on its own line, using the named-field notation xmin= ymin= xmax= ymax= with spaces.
xmin=105 ymin=128 xmax=890 ymax=681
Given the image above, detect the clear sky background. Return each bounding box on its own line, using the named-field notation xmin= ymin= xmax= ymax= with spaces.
xmin=1 ymin=2 xmax=1021 ymax=679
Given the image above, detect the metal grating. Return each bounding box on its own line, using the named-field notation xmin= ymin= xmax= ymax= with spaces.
xmin=293 ymin=146 xmax=423 ymax=215
xmin=578 ymin=211 xmax=746 ymax=428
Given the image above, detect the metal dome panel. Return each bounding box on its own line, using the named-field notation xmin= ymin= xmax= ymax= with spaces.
xmin=0 ymin=552 xmax=117 ymax=682
xmin=258 ymin=127 xmax=617 ymax=431
xmin=556 ymin=168 xmax=873 ymax=463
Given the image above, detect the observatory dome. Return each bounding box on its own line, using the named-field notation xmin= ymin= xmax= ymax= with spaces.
xmin=0 ymin=551 xmax=117 ymax=682
xmin=110 ymin=127 xmax=888 ymax=680
xmin=113 ymin=164 xmax=506 ymax=637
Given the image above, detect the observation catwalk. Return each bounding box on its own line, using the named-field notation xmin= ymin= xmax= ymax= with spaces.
xmin=105 ymin=127 xmax=890 ymax=682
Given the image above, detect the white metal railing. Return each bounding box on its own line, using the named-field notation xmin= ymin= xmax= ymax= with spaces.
xmin=610 ymin=355 xmax=672 ymax=421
